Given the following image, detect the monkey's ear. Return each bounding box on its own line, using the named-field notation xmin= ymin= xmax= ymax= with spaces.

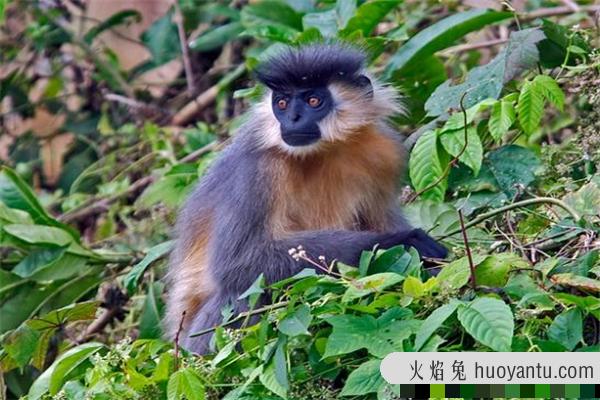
xmin=355 ymin=75 xmax=373 ymax=98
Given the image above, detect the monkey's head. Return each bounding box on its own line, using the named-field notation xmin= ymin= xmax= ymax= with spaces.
xmin=254 ymin=43 xmax=401 ymax=154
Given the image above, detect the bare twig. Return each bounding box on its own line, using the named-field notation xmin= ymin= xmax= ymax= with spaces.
xmin=522 ymin=5 xmax=600 ymax=20
xmin=560 ymin=0 xmax=581 ymax=12
xmin=440 ymin=38 xmax=508 ymax=55
xmin=174 ymin=311 xmax=186 ymax=371
xmin=59 ymin=175 xmax=154 ymax=223
xmin=189 ymin=301 xmax=289 ymax=338
xmin=458 ymin=209 xmax=477 ymax=290
xmin=179 ymin=140 xmax=221 ymax=163
xmin=172 ymin=0 xmax=195 ymax=96
xmin=439 ymin=197 xmax=581 ymax=240
xmin=171 ymin=65 xmax=245 ymax=126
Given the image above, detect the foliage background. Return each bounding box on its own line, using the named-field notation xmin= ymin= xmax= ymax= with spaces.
xmin=0 ymin=0 xmax=599 ymax=399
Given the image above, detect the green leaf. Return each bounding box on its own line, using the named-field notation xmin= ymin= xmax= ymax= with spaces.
xmin=402 ymin=276 xmax=424 ymax=298
xmin=141 ymin=11 xmax=181 ymax=66
xmin=340 ymin=359 xmax=384 ymax=396
xmin=28 ymin=342 xmax=104 ymax=400
xmin=475 ymin=253 xmax=525 ymax=287
xmin=517 ymin=79 xmax=544 ymax=135
xmin=368 ymin=245 xmax=417 ymax=276
xmin=139 ymin=282 xmax=165 ymax=339
xmin=548 ymin=308 xmax=583 ymax=351
xmin=409 ymin=130 xmax=447 ymax=202
xmin=137 ymin=174 xmax=196 ymax=208
xmin=2 ymin=324 xmax=40 ymax=367
xmin=49 ymin=343 xmax=104 ymax=395
xmin=335 ymin=0 xmax=357 ymax=29
xmin=167 ymin=368 xmax=206 ymax=400
xmin=242 ymin=1 xmax=303 ymax=31
xmin=414 ymin=302 xmax=458 ymax=351
xmin=425 ymin=28 xmax=545 ymax=117
xmin=190 ymin=22 xmax=244 ymax=52
xmin=342 ymin=272 xmax=404 ymax=302
xmin=12 ymin=247 xmax=66 ymax=278
xmin=457 ymin=297 xmax=514 ymax=351
xmin=385 ymin=9 xmax=511 ymax=78
xmin=0 ymin=167 xmax=77 ymax=237
xmin=3 ymin=224 xmax=73 ymax=247
xmin=340 ymin=0 xmax=401 ymax=37
xmin=554 ymin=294 xmax=600 ymax=320
xmin=124 ymin=240 xmax=173 ymax=294
xmin=324 ymin=314 xmax=419 ymax=358
xmin=533 ymin=74 xmax=564 ymax=111
xmin=489 ymin=99 xmax=516 ymax=141
xmin=83 ymin=10 xmax=141 ymax=44
xmin=259 ymin=340 xmax=288 ymax=398
xmin=278 ymin=304 xmax=312 ymax=336
xmin=486 ymin=145 xmax=541 ymax=198
xmin=27 ymin=301 xmax=99 ymax=331
xmin=439 ymin=126 xmax=483 ymax=175
xmin=302 ymin=9 xmax=338 ymax=37
xmin=436 ymin=254 xmax=487 ymax=291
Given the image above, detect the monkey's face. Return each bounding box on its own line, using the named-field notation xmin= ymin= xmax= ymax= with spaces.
xmin=271 ymin=87 xmax=333 ymax=147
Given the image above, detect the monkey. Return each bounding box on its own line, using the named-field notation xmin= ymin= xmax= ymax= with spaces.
xmin=164 ymin=43 xmax=447 ymax=354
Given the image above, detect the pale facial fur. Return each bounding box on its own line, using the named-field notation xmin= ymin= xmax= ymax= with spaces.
xmin=254 ymin=73 xmax=403 ymax=155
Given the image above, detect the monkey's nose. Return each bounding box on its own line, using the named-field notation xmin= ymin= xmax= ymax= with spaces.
xmin=290 ymin=113 xmax=301 ymax=123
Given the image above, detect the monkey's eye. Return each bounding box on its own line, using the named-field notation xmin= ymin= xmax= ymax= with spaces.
xmin=277 ymin=99 xmax=287 ymax=110
xmin=307 ymin=96 xmax=321 ymax=108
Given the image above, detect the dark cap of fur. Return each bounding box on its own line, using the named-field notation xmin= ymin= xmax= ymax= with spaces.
xmin=255 ymin=43 xmax=366 ymax=90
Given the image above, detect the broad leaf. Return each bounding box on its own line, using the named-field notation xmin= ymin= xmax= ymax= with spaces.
xmin=436 ymin=254 xmax=487 ymax=291
xmin=486 ymin=145 xmax=541 ymax=198
xmin=414 ymin=302 xmax=458 ymax=351
xmin=489 ymin=99 xmax=516 ymax=141
xmin=457 ymin=297 xmax=514 ymax=351
xmin=141 ymin=11 xmax=181 ymax=66
xmin=425 ymin=28 xmax=545 ymax=117
xmin=439 ymin=126 xmax=483 ymax=175
xmin=278 ymin=304 xmax=312 ymax=336
xmin=167 ymin=368 xmax=206 ymax=400
xmin=547 ymin=308 xmax=583 ymax=351
xmin=340 ymin=359 xmax=384 ymax=396
xmin=533 ymin=74 xmax=564 ymax=111
xmin=3 ymin=224 xmax=73 ymax=247
xmin=340 ymin=0 xmax=400 ymax=37
xmin=324 ymin=314 xmax=419 ymax=357
xmin=190 ymin=22 xmax=244 ymax=52
xmin=517 ymin=78 xmax=544 ymax=135
xmin=409 ymin=129 xmax=447 ymax=202
xmin=124 ymin=240 xmax=173 ymax=294
xmin=342 ymin=272 xmax=404 ymax=302
xmin=385 ymin=9 xmax=511 ymax=78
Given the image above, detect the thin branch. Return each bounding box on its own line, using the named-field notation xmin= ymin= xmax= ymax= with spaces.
xmin=458 ymin=209 xmax=477 ymax=290
xmin=174 ymin=311 xmax=186 ymax=371
xmin=521 ymin=5 xmax=600 ymax=20
xmin=439 ymin=197 xmax=581 ymax=240
xmin=59 ymin=175 xmax=154 ymax=223
xmin=560 ymin=0 xmax=581 ymax=12
xmin=171 ymin=65 xmax=245 ymax=126
xmin=440 ymin=38 xmax=508 ymax=55
xmin=172 ymin=0 xmax=195 ymax=96
xmin=179 ymin=140 xmax=221 ymax=163
xmin=189 ymin=301 xmax=289 ymax=338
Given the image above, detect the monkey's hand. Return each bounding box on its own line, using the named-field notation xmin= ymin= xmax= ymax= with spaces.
xmin=385 ymin=229 xmax=447 ymax=259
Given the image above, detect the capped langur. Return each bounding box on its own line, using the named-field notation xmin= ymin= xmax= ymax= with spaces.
xmin=164 ymin=43 xmax=447 ymax=353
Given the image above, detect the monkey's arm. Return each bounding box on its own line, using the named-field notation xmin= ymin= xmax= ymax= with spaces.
xmin=210 ymin=228 xmax=444 ymax=293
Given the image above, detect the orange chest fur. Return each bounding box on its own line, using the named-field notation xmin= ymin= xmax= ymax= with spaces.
xmin=268 ymin=128 xmax=403 ymax=236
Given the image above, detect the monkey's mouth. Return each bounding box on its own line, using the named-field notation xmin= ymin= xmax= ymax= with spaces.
xmin=281 ymin=132 xmax=320 ymax=147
